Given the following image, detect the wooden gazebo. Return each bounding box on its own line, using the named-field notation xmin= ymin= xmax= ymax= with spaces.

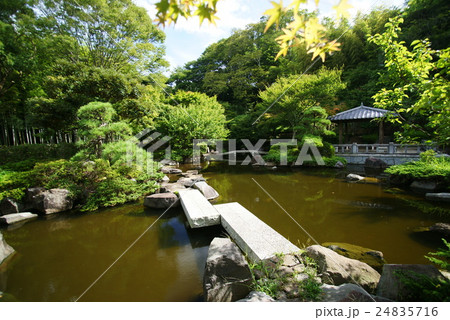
xmin=329 ymin=104 xmax=390 ymax=144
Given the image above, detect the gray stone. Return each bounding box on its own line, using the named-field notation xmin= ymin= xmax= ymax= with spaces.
xmin=144 ymin=193 xmax=179 ymax=209
xmin=193 ymin=181 xmax=219 ymax=200
xmin=161 ymin=175 xmax=170 ymax=183
xmin=0 ymin=231 xmax=14 ymax=265
xmin=426 ymin=193 xmax=450 ymax=203
xmin=25 ymin=187 xmax=46 ymax=204
xmin=203 ymin=237 xmax=253 ymax=302
xmin=322 ymin=242 xmax=386 ymax=273
xmin=0 ymin=198 xmax=21 ymax=216
xmin=215 ymin=202 xmax=300 ymax=262
xmin=160 ymin=159 xmax=178 ymax=166
xmin=159 ymin=182 xmax=186 ymax=193
xmin=237 ymin=291 xmax=275 ymax=302
xmin=410 ymin=181 xmax=437 ymax=192
xmin=334 ymin=161 xmax=345 ymax=168
xmin=346 ymin=174 xmax=365 ymax=182
xmin=160 ymin=166 xmax=182 ymax=174
xmin=0 ymin=212 xmax=38 ymax=225
xmin=321 ymin=283 xmax=374 ymax=302
xmin=365 ymin=157 xmax=388 ymax=169
xmin=179 ymin=189 xmax=220 ymax=228
xmin=32 ymin=189 xmax=73 ymax=214
xmin=305 ymin=245 xmax=381 ymax=292
xmin=376 ymin=264 xmax=445 ymax=301
xmin=177 ymin=176 xmax=205 ymax=187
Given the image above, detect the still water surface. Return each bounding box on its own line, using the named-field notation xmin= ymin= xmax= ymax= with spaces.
xmin=1 ymin=163 xmax=449 ymax=301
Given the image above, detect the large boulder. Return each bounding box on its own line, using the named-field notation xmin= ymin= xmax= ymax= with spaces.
xmin=321 ymin=283 xmax=374 ymax=302
xmin=322 ymin=242 xmax=386 ymax=273
xmin=31 ymin=188 xmax=73 ymax=214
xmin=365 ymin=157 xmax=388 ymax=169
xmin=305 ymin=245 xmax=380 ymax=292
xmin=0 ymin=212 xmax=38 ymax=225
xmin=426 ymin=193 xmax=450 ymax=203
xmin=237 ymin=291 xmax=274 ymax=302
xmin=376 ymin=264 xmax=446 ymax=301
xmin=0 ymin=231 xmax=14 ymax=265
xmin=143 ymin=193 xmax=179 ymax=209
xmin=193 ymin=181 xmax=219 ymax=200
xmin=203 ymin=237 xmax=253 ymax=302
xmin=0 ymin=198 xmax=21 ymax=216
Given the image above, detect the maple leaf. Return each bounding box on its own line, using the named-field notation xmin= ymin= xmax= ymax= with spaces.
xmin=195 ymin=3 xmax=219 ymax=25
xmin=332 ymin=0 xmax=353 ymax=20
xmin=304 ymin=17 xmax=325 ymax=48
xmin=263 ymin=1 xmax=284 ymax=33
xmin=287 ymin=0 xmax=307 ymax=13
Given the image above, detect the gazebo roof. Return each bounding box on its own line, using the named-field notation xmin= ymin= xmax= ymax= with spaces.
xmin=329 ymin=104 xmax=389 ymax=122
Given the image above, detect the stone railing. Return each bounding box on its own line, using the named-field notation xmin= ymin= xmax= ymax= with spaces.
xmin=334 ymin=143 xmax=432 ymax=155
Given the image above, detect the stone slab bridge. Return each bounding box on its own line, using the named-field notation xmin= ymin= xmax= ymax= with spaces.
xmin=178 ymin=189 xmax=299 ymax=262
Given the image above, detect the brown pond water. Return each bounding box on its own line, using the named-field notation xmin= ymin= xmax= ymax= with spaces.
xmin=1 ymin=163 xmax=449 ymax=301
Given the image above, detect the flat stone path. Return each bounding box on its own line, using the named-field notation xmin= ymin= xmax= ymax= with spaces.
xmin=178 ymin=189 xmax=220 ymax=228
xmin=214 ymin=202 xmax=300 ymax=262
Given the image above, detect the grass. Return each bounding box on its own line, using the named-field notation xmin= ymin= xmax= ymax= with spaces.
xmin=248 ymin=252 xmax=323 ymax=301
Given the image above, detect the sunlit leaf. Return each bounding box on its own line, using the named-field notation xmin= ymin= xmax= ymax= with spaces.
xmin=332 ymin=0 xmax=353 ymax=20
xmin=263 ymin=1 xmax=284 ymax=33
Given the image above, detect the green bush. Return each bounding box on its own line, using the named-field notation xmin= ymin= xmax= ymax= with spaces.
xmin=385 ymin=151 xmax=450 ymax=187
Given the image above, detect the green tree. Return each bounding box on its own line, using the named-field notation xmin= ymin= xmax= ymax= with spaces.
xmin=75 ymin=102 xmax=132 ymax=158
xmin=257 ymin=68 xmax=345 ymax=139
xmin=156 ymin=91 xmax=228 ymax=161
xmin=369 ymin=17 xmax=450 ymax=147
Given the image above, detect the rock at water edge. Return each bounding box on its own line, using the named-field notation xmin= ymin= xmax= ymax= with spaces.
xmin=193 ymin=181 xmax=219 ymax=200
xmin=346 ymin=174 xmax=365 ymax=182
xmin=203 ymin=237 xmax=253 ymax=302
xmin=0 ymin=231 xmax=14 ymax=265
xmin=426 ymin=193 xmax=450 ymax=203
xmin=322 ymin=242 xmax=386 ymax=273
xmin=0 ymin=198 xmax=21 ymax=216
xmin=0 ymin=212 xmax=38 ymax=225
xmin=365 ymin=157 xmax=388 ymax=169
xmin=144 ymin=193 xmax=179 ymax=209
xmin=376 ymin=264 xmax=445 ymax=301
xmin=305 ymin=245 xmax=380 ymax=292
xmin=32 ymin=188 xmax=73 ymax=214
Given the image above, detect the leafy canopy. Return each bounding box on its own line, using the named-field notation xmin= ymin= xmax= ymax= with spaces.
xmin=369 ymin=17 xmax=450 ymax=147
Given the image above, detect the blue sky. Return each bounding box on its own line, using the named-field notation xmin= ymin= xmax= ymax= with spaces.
xmin=133 ymin=0 xmax=406 ymax=72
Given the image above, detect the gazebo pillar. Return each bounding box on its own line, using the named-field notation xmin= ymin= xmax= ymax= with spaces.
xmin=338 ymin=122 xmax=343 ymax=144
xmin=378 ymin=120 xmax=384 ymax=144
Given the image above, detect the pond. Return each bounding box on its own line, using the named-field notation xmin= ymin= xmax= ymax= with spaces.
xmin=1 ymin=163 xmax=449 ymax=301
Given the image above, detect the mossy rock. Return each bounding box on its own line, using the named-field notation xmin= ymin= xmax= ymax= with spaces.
xmin=322 ymin=242 xmax=386 ymax=273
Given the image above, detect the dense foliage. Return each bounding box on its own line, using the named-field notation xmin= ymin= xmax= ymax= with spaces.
xmin=385 ymin=150 xmax=450 ymax=189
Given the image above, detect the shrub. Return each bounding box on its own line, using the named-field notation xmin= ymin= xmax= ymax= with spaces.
xmin=385 ymin=151 xmax=450 ymax=187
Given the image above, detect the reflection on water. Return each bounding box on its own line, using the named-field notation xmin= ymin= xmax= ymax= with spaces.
xmin=202 ymin=163 xmax=450 ymax=265
xmin=1 ymin=204 xmax=222 ymax=302
xmin=1 ymin=163 xmax=449 ymax=301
